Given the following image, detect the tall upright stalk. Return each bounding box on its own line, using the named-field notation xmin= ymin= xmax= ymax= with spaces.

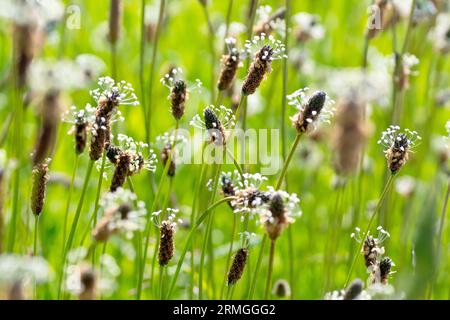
xmin=140 ymin=0 xmax=149 ymax=143
xmin=146 ymin=0 xmax=166 ymax=142
xmin=200 ymin=1 xmax=216 ymax=104
xmin=247 ymin=234 xmax=267 ymax=299
xmin=220 ymin=210 xmax=237 ymax=299
xmin=33 ymin=216 xmax=39 ymax=256
xmin=344 ymin=173 xmax=395 ymax=287
xmin=57 ymin=160 xmax=95 ymax=299
xmin=62 ymin=155 xmax=79 ymax=250
xmin=276 ymin=133 xmax=302 ymax=189
xmin=264 ymin=239 xmax=275 ymax=299
xmin=166 ymin=197 xmax=235 ymax=299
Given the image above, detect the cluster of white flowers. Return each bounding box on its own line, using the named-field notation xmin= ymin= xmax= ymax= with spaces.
xmin=288 ymin=87 xmax=335 ymax=127
xmin=258 ymin=187 xmax=302 ymax=226
xmin=377 ymin=125 xmax=422 ymax=151
xmin=117 ymin=134 xmax=157 ymax=173
xmin=90 ymin=77 xmax=139 ymax=106
xmin=160 ymin=67 xmax=202 ymax=92
xmin=190 ymin=105 xmax=236 ymax=132
xmin=151 ymin=207 xmax=182 ymax=228
xmin=244 ymin=33 xmax=288 ymax=61
xmin=292 ymin=12 xmax=325 ymax=41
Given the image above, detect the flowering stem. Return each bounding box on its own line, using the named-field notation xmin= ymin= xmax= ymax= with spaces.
xmin=264 ymin=239 xmax=276 ymax=299
xmin=139 ymin=0 xmax=149 ymax=144
xmin=137 ymin=121 xmax=177 ymax=299
xmin=62 ymin=155 xmax=79 ymax=252
xmin=200 ymin=1 xmax=216 ymax=104
xmin=189 ymin=146 xmax=207 ymax=299
xmin=235 ymin=95 xmax=246 ymax=126
xmin=146 ymin=0 xmax=166 ymax=142
xmin=166 ymin=196 xmax=235 ymax=299
xmin=57 ymin=159 xmax=95 ymax=299
xmin=247 ymin=233 xmax=267 ymax=299
xmin=199 ymin=162 xmax=222 ymax=299
xmin=276 ymin=133 xmax=302 ymax=190
xmin=344 ymin=173 xmax=395 ymax=288
xmin=33 ymin=215 xmax=39 ymax=256
xmin=226 ymin=147 xmax=245 ymax=185
xmin=220 ymin=210 xmax=237 ymax=299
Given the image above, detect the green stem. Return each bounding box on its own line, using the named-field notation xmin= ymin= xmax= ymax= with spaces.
xmin=264 ymin=240 xmax=275 ymax=299
xmin=166 ymin=197 xmax=235 ymax=299
xmin=436 ymin=179 xmax=450 ymax=266
xmin=33 ymin=215 xmax=39 ymax=256
xmin=276 ymin=134 xmax=302 ymax=190
xmin=62 ymin=155 xmax=79 ymax=250
xmin=57 ymin=160 xmax=94 ymax=299
xmin=199 ymin=163 xmax=222 ymax=299
xmin=146 ymin=0 xmax=166 ymax=142
xmin=344 ymin=173 xmax=395 ymax=288
xmin=226 ymin=147 xmax=245 ymax=185
xmin=248 ymin=234 xmax=267 ymax=299
xmin=200 ymin=2 xmax=216 ymax=104
xmin=189 ymin=149 xmax=207 ymax=299
xmin=220 ymin=211 xmax=237 ymax=299
xmin=137 ymin=122 xmax=178 ymax=299
xmin=140 ymin=0 xmax=149 ymax=144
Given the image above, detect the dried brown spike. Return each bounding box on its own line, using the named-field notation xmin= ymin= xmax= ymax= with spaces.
xmin=31 ymin=162 xmax=49 ymax=216
xmin=33 ymin=92 xmax=63 ymax=165
xmin=161 ymin=143 xmax=176 ymax=177
xmin=265 ymin=192 xmax=287 ymax=240
xmin=242 ymin=45 xmax=273 ymax=96
xmin=332 ymin=94 xmax=367 ymax=176
xmin=217 ymin=51 xmax=240 ymax=91
xmin=170 ymin=80 xmax=187 ymax=120
xmin=363 ymin=236 xmax=378 ymax=268
xmin=386 ymin=133 xmax=409 ymax=174
xmin=74 ymin=114 xmax=88 ymax=154
xmin=108 ymin=0 xmax=123 ymax=44
xmin=158 ymin=221 xmax=175 ymax=266
xmin=89 ymin=96 xmax=118 ymax=161
xmin=8 ymin=280 xmax=25 ymax=300
xmin=79 ymin=266 xmax=96 ymax=300
xmin=106 ymin=145 xmax=123 ymax=164
xmin=110 ymin=152 xmax=131 ymax=192
xmin=379 ymin=257 xmax=393 ymax=284
xmin=291 ymin=90 xmax=327 ymax=134
xmin=227 ymin=248 xmax=248 ymax=285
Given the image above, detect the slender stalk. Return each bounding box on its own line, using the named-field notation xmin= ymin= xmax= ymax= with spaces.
xmin=159 ymin=265 xmax=165 ymax=299
xmin=248 ymin=233 xmax=267 ymax=299
xmin=200 ymin=1 xmax=216 ymax=104
xmin=111 ymin=42 xmax=117 ymax=80
xmin=57 ymin=160 xmax=94 ymax=299
xmin=0 ymin=111 xmax=13 ymax=147
xmin=264 ymin=240 xmax=275 ymax=299
xmin=344 ymin=173 xmax=395 ymax=288
xmin=166 ymin=197 xmax=235 ymax=299
xmin=146 ymin=0 xmax=166 ymax=142
xmin=436 ymin=179 xmax=450 ymax=265
xmin=276 ymin=134 xmax=302 ymax=190
xmin=226 ymin=147 xmax=245 ymax=185
xmin=62 ymin=155 xmax=79 ymax=249
xmin=33 ymin=216 xmax=39 ymax=256
xmin=139 ymin=0 xmax=149 ymax=143
xmin=199 ymin=162 xmax=222 ymax=299
xmin=220 ymin=211 xmax=237 ymax=299
xmin=189 ymin=148 xmax=207 ymax=299
xmin=137 ymin=122 xmax=177 ymax=299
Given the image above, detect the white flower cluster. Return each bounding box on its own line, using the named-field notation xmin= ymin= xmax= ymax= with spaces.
xmin=244 ymin=33 xmax=288 ymax=61
xmin=377 ymin=125 xmax=422 ymax=151
xmin=90 ymin=77 xmax=139 ymax=106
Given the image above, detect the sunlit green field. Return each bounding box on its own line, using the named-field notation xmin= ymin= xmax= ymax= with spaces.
xmin=0 ymin=0 xmax=449 ymax=300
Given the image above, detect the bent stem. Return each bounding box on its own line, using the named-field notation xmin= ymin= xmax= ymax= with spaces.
xmin=264 ymin=239 xmax=276 ymax=299
xmin=166 ymin=197 xmax=235 ymax=299
xmin=276 ymin=133 xmax=302 ymax=190
xmin=57 ymin=160 xmax=94 ymax=299
xmin=344 ymin=173 xmax=395 ymax=288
